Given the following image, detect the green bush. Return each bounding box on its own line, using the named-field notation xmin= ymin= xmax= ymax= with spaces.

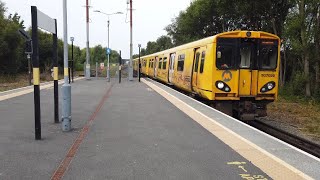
xmin=75 ymin=62 xmax=84 ymax=71
xmin=279 ymin=71 xmax=306 ymax=100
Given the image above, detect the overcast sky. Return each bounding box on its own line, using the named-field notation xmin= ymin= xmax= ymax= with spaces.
xmin=3 ymin=0 xmax=191 ymax=59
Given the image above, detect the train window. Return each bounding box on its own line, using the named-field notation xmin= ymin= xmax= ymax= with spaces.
xmin=259 ymin=45 xmax=277 ymax=69
xmin=158 ymin=58 xmax=162 ymax=69
xmin=194 ymin=53 xmax=200 ymax=72
xmin=200 ymin=51 xmax=206 ymax=73
xmin=216 ymin=46 xmax=235 ymax=69
xmin=170 ymin=53 xmax=176 ymax=70
xmin=163 ymin=57 xmax=167 ymax=69
xmin=155 ymin=57 xmax=158 ymax=69
xmin=177 ymin=54 xmax=185 ymax=71
xmin=240 ymin=46 xmax=251 ymax=68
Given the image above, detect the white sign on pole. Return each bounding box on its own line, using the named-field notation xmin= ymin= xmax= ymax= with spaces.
xmin=37 ymin=10 xmax=56 ymax=34
xmin=100 ymin=63 xmax=105 ymax=69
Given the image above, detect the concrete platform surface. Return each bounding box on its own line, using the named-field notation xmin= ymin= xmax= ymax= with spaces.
xmin=63 ymin=79 xmax=269 ymax=180
xmin=0 ymin=78 xmax=110 ymax=179
xmin=0 ymin=78 xmax=271 ymax=180
xmin=143 ymin=78 xmax=320 ymax=180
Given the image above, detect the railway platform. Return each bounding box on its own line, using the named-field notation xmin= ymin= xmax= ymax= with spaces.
xmin=0 ymin=78 xmax=319 ymax=179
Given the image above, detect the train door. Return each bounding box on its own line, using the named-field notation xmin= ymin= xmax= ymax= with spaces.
xmin=192 ymin=48 xmax=201 ymax=91
xmin=168 ymin=53 xmax=176 ymax=83
xmin=239 ymin=41 xmax=254 ymax=96
xmin=154 ymin=56 xmax=158 ymax=78
xmin=145 ymin=59 xmax=149 ymax=76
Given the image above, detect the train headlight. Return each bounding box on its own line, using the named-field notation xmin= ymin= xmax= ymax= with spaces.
xmin=215 ymin=81 xmax=231 ymax=92
xmin=217 ymin=82 xmax=224 ymax=89
xmin=267 ymin=83 xmax=273 ymax=90
xmin=260 ymin=81 xmax=276 ymax=93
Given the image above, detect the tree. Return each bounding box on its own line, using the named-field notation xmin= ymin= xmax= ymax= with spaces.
xmin=166 ymin=0 xmax=292 ymax=46
xmin=0 ymin=12 xmax=24 ymax=75
xmin=156 ymin=35 xmax=173 ymax=50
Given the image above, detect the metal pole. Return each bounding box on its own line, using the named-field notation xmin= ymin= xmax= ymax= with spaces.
xmin=119 ymin=50 xmax=121 ymax=83
xmin=53 ymin=19 xmax=59 ymax=123
xmin=85 ymin=0 xmax=91 ymax=79
xmin=107 ymin=19 xmax=110 ymax=82
xmin=96 ymin=61 xmax=98 ymax=79
xmin=71 ymin=40 xmax=74 ymax=82
xmin=27 ymin=54 xmax=32 ymax=86
xmin=138 ymin=45 xmax=141 ymax=82
xmin=62 ymin=0 xmax=71 ymax=131
xmin=129 ymin=0 xmax=133 ymax=81
xmin=68 ymin=64 xmax=71 ymax=84
xmin=31 ymin=6 xmax=41 ymax=140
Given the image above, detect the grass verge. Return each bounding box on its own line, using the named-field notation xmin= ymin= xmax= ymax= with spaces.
xmin=267 ymin=96 xmax=320 ymax=138
xmin=0 ymin=73 xmax=64 ymax=92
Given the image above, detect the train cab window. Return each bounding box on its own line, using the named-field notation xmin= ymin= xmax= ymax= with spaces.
xmin=158 ymin=58 xmax=163 ymax=69
xmin=216 ymin=38 xmax=237 ymax=69
xmin=163 ymin=57 xmax=167 ymax=69
xmin=200 ymin=51 xmax=206 ymax=73
xmin=240 ymin=46 xmax=251 ymax=68
xmin=177 ymin=54 xmax=185 ymax=71
xmin=194 ymin=52 xmax=200 ymax=72
xmin=259 ymin=45 xmax=278 ymax=70
xmin=216 ymin=46 xmax=235 ymax=69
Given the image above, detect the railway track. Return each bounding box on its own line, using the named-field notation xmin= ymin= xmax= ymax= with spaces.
xmin=249 ymin=120 xmax=320 ymax=158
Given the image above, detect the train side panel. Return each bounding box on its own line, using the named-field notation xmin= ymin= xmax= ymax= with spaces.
xmin=193 ymin=44 xmax=214 ymax=100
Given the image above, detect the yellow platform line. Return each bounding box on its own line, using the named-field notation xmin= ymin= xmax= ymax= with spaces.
xmin=0 ymin=77 xmax=84 ymax=102
xmin=142 ymin=78 xmax=313 ymax=180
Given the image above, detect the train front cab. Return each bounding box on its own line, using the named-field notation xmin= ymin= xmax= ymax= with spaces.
xmin=212 ymin=31 xmax=280 ymax=120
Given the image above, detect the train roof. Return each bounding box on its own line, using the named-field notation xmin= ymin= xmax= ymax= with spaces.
xmin=134 ymin=30 xmax=280 ymax=60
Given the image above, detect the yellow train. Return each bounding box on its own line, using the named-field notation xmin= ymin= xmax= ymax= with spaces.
xmin=134 ymin=31 xmax=280 ymax=120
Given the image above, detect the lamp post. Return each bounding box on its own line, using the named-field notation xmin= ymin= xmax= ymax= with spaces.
xmin=85 ymin=0 xmax=90 ymax=80
xmin=93 ymin=10 xmax=123 ymax=82
xmin=62 ymin=0 xmax=71 ymax=131
xmin=129 ymin=0 xmax=133 ymax=81
xmin=138 ymin=44 xmax=141 ymax=82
